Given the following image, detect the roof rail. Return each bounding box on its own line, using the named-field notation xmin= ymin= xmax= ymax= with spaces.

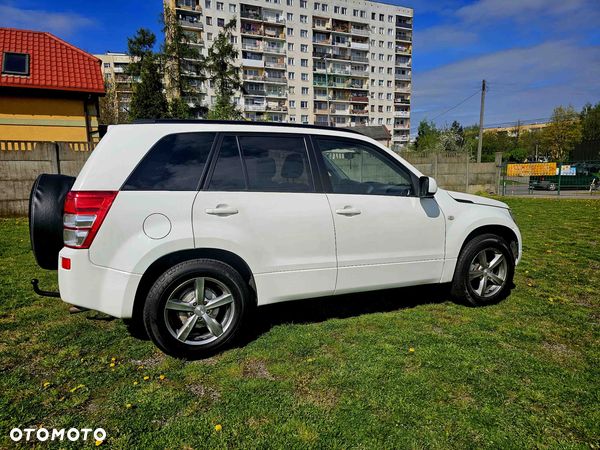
xmin=130 ymin=119 xmax=363 ymax=135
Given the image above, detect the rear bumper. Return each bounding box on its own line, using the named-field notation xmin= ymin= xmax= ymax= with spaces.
xmin=58 ymin=247 xmax=141 ymax=318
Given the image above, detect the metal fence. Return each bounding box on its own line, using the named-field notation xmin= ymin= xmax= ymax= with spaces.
xmin=500 ymin=160 xmax=600 ymax=197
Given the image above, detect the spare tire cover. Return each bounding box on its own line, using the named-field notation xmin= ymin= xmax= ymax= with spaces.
xmin=29 ymin=174 xmax=75 ymax=270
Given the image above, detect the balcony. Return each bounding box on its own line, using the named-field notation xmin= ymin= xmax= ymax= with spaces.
xmin=332 ymin=41 xmax=351 ymax=48
xmin=395 ymin=60 xmax=411 ymax=68
xmin=241 ymin=27 xmax=263 ymax=37
xmin=267 ymin=104 xmax=288 ymax=112
xmin=263 ymin=15 xmax=285 ymax=24
xmin=332 ymin=26 xmax=350 ymax=34
xmin=351 ymin=69 xmax=369 ymax=77
xmin=176 ymin=1 xmax=202 ymax=13
xmin=245 ymin=103 xmax=267 ymax=111
xmin=395 ymin=73 xmax=411 ymax=81
xmin=350 ymin=95 xmax=369 ymax=103
xmin=241 ymin=10 xmax=262 ymax=21
xmin=330 ymin=67 xmax=351 ymax=75
xmin=350 ymin=27 xmax=369 ymax=36
xmin=265 ymin=60 xmax=285 ymax=69
xmin=113 ymin=66 xmax=125 ymax=73
xmin=394 ymin=98 xmax=410 ymax=104
xmin=264 ymin=75 xmax=287 ymax=84
xmin=330 ymin=108 xmax=350 ymax=115
xmin=396 ymin=19 xmax=413 ymax=29
xmin=350 ymin=41 xmax=369 ymax=50
xmin=393 ymin=134 xmax=410 ymax=142
xmin=394 ymin=110 xmax=410 ymax=117
xmin=265 ymin=90 xmax=286 ymax=98
xmin=264 ymin=29 xmax=285 ymax=39
xmin=242 ymin=43 xmax=262 ymax=51
xmin=350 ymin=109 xmax=368 ymax=115
xmin=243 ymin=74 xmax=265 ymax=82
xmin=313 ymin=38 xmax=331 ymax=45
xmin=312 ymin=22 xmax=331 ymax=30
xmin=179 ymin=19 xmax=203 ymax=29
xmin=263 ymin=46 xmax=285 ymax=54
xmin=396 ymin=33 xmax=413 ymax=42
xmin=394 ymin=123 xmax=410 ymax=129
xmin=351 ymin=55 xmax=368 ymax=63
xmin=242 ymin=58 xmax=265 ymax=68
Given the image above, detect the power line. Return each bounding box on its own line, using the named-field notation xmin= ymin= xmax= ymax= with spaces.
xmin=430 ymin=89 xmax=481 ymax=121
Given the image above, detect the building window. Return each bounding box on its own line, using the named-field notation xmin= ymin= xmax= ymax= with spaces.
xmin=289 ymin=100 xmax=296 ymax=108
xmin=314 ymin=2 xmax=320 ymax=10
xmin=334 ymin=6 xmax=339 ymax=13
xmin=103 ymin=62 xmax=110 ymax=68
xmin=301 ymin=115 xmax=308 ymax=123
xmin=207 ymin=32 xmax=213 ymax=40
xmin=288 ymin=72 xmax=295 ymax=79
xmin=229 ymin=4 xmax=236 ymax=12
xmin=301 ymin=44 xmax=308 ymax=52
xmin=301 ymin=58 xmax=308 ymax=67
xmin=2 ymin=52 xmax=30 ymax=76
xmin=301 ymin=101 xmax=308 ymax=108
xmin=301 ymin=87 xmax=309 ymax=94
xmin=288 ymin=57 xmax=295 ymax=65
xmin=353 ymin=9 xmax=358 ymax=16
xmin=300 ymin=29 xmax=308 ymax=38
xmin=300 ymin=14 xmax=307 ymax=23
xmin=300 ymin=0 xmax=307 ymax=7
xmin=371 ymin=12 xmax=376 ymax=20
xmin=322 ymin=4 xmax=328 ymax=11
xmin=287 ymin=27 xmax=294 ymax=36
xmin=216 ymin=2 xmax=223 ymax=10
xmin=288 ymin=43 xmax=294 ymax=50
xmin=287 ymin=0 xmax=293 ymax=5
xmin=341 ymin=7 xmax=346 ymax=14
xmin=205 ymin=0 xmax=211 ymax=7
xmin=206 ymin=16 xmax=212 ymax=25
xmin=379 ymin=14 xmax=384 ymax=21
xmin=217 ymin=18 xmax=225 ymax=27
xmin=287 ymin=12 xmax=293 ymax=21
xmin=301 ymin=73 xmax=309 ymax=81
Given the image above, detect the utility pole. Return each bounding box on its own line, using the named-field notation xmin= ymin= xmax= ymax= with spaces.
xmin=476 ymin=79 xmax=486 ymax=163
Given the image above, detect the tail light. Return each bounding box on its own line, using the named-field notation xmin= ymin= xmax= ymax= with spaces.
xmin=63 ymin=191 xmax=118 ymax=249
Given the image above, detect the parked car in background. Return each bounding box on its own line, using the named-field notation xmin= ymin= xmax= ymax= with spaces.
xmin=29 ymin=121 xmax=521 ymax=358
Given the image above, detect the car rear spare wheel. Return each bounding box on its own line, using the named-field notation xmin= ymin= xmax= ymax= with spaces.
xmin=29 ymin=174 xmax=75 ymax=270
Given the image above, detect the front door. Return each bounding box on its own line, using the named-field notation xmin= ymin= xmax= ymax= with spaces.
xmin=313 ymin=136 xmax=446 ymax=295
xmin=192 ymin=133 xmax=337 ymax=305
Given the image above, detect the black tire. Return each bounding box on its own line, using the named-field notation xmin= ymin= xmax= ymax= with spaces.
xmin=143 ymin=259 xmax=252 ymax=359
xmin=29 ymin=173 xmax=75 ymax=270
xmin=451 ymin=233 xmax=515 ymax=307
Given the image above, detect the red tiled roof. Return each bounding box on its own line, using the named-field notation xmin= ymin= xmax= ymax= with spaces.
xmin=0 ymin=27 xmax=104 ymax=94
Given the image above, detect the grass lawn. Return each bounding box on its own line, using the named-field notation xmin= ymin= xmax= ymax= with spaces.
xmin=1 ymin=198 xmax=599 ymax=448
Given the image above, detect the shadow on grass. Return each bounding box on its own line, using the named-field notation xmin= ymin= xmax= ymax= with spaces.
xmin=240 ymin=283 xmax=454 ymax=345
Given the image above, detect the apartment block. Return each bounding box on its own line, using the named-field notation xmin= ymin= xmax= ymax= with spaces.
xmin=95 ymin=52 xmax=137 ymax=121
xmin=166 ymin=0 xmax=412 ymax=148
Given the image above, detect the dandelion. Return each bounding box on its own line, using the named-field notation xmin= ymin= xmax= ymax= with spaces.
xmin=43 ymin=382 xmax=51 ymax=388
xmin=70 ymin=384 xmax=85 ymax=393
xmin=215 ymin=424 xmax=222 ymax=432
xmin=409 ymin=348 xmax=415 ymax=353
xmin=143 ymin=376 xmax=150 ymax=381
xmin=95 ymin=439 xmax=103 ymax=446
xmin=109 ymin=363 xmax=115 ymax=368
xmin=159 ymin=374 xmax=166 ymax=380
xmin=126 ymin=403 xmax=133 ymax=409
xmin=111 ymin=357 xmax=116 ymax=362
xmin=133 ymin=381 xmax=138 ymax=386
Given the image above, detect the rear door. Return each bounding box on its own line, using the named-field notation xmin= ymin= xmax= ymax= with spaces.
xmin=312 ymin=136 xmax=446 ymax=294
xmin=192 ymin=133 xmax=337 ymax=305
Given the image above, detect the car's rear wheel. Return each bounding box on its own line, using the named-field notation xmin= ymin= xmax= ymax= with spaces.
xmin=451 ymin=233 xmax=515 ymax=306
xmin=143 ymin=259 xmax=251 ymax=359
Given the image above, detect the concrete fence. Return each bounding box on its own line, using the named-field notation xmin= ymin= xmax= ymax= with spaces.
xmin=400 ymin=151 xmax=503 ymax=194
xmin=0 ymin=141 xmax=93 ymax=216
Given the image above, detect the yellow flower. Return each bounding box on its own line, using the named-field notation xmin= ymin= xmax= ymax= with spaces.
xmin=43 ymin=382 xmax=51 ymax=388
xmin=215 ymin=424 xmax=222 ymax=432
xmin=133 ymin=381 xmax=138 ymax=386
xmin=126 ymin=403 xmax=133 ymax=409
xmin=111 ymin=357 xmax=116 ymax=362
xmin=409 ymin=348 xmax=415 ymax=353
xmin=95 ymin=439 xmax=103 ymax=446
xmin=70 ymin=384 xmax=85 ymax=393
xmin=109 ymin=363 xmax=115 ymax=368
xmin=143 ymin=376 xmax=150 ymax=381
xmin=159 ymin=374 xmax=166 ymax=380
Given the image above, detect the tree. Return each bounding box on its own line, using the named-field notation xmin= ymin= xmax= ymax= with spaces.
xmin=541 ymin=106 xmax=582 ymax=161
xmin=129 ymin=55 xmax=169 ymax=120
xmin=98 ymin=80 xmax=118 ymax=125
xmin=204 ymin=19 xmax=244 ymax=120
xmin=574 ymin=102 xmax=600 ymax=160
xmin=414 ymin=119 xmax=439 ymax=151
xmin=162 ymin=7 xmax=204 ymax=118
xmin=450 ymin=120 xmax=464 ymax=146
xmin=126 ymin=28 xmax=156 ymax=77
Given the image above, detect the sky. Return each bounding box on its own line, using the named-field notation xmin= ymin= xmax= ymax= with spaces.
xmin=1 ymin=0 xmax=599 ymax=134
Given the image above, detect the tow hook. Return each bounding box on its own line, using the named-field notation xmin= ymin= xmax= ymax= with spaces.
xmin=31 ymin=279 xmax=61 ymax=298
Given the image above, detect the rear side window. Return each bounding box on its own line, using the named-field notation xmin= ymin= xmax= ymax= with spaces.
xmin=123 ymin=132 xmax=216 ymax=190
xmin=207 ymin=136 xmax=246 ymax=191
xmin=239 ymin=135 xmax=314 ymax=192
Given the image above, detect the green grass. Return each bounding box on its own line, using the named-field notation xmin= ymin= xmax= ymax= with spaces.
xmin=1 ymin=198 xmax=599 ymax=449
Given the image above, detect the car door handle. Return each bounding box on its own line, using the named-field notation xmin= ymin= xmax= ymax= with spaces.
xmin=335 ymin=206 xmax=361 ymax=216
xmin=205 ymin=205 xmax=239 ymax=216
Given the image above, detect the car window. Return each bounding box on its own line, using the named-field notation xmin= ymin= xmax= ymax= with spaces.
xmin=238 ymin=135 xmax=314 ymax=192
xmin=123 ymin=132 xmax=216 ymax=191
xmin=315 ymin=137 xmax=414 ymax=196
xmin=207 ymin=136 xmax=246 ymax=191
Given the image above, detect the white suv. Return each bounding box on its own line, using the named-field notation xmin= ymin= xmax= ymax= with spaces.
xmin=29 ymin=121 xmax=521 ymax=358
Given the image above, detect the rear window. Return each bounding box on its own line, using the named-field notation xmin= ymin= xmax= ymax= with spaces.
xmin=122 ymin=132 xmax=216 ymax=191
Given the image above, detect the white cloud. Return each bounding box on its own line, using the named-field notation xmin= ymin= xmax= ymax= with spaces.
xmin=456 ymin=0 xmax=586 ymax=23
xmin=412 ymin=41 xmax=600 ymax=128
xmin=0 ymin=5 xmax=95 ymax=37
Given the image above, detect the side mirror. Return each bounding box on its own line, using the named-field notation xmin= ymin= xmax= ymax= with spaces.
xmin=419 ymin=176 xmax=438 ymax=198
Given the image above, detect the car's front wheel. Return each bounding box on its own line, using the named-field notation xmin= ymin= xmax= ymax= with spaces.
xmin=143 ymin=259 xmax=252 ymax=359
xmin=451 ymin=233 xmax=515 ymax=306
